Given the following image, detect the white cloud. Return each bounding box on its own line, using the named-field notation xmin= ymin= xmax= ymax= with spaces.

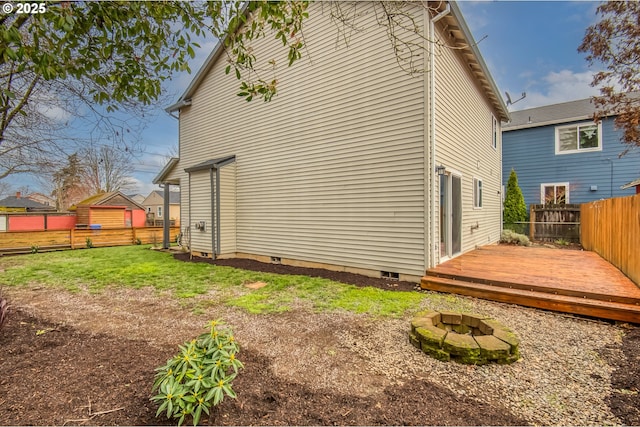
xmin=510 ymin=69 xmax=600 ymax=111
xmin=128 ymin=175 xmax=161 ymax=197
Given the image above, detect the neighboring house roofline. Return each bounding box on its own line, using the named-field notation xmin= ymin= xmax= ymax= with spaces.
xmin=0 ymin=195 xmax=53 ymax=210
xmin=70 ymin=191 xmax=146 ymax=211
xmin=150 ymin=190 xmax=181 ymax=204
xmin=166 ymin=1 xmax=509 ymax=122
xmin=502 ymin=95 xmax=640 ymax=131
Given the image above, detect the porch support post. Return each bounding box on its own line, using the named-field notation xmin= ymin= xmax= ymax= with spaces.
xmin=163 ymin=183 xmax=171 ymax=249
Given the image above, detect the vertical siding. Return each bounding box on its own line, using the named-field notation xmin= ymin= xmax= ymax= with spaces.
xmin=503 ymin=117 xmax=640 ymax=207
xmin=177 ymin=3 xmax=428 ymax=275
xmin=189 ymin=170 xmax=213 ymax=255
xmin=433 ymin=24 xmax=503 ymax=261
xmin=219 ymin=163 xmax=237 ymax=255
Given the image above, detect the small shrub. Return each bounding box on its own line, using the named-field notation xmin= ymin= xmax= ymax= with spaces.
xmin=135 ymin=238 xmax=142 ymax=245
xmin=500 ymin=229 xmax=531 ymax=246
xmin=85 ymin=237 xmax=93 ymax=248
xmin=555 ymin=238 xmax=569 ymax=246
xmin=151 ymin=320 xmax=243 ymax=426
xmin=30 ymin=244 xmax=39 ymax=254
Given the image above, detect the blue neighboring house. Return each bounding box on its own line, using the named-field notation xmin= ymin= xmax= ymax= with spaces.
xmin=502 ymin=97 xmax=640 ymax=207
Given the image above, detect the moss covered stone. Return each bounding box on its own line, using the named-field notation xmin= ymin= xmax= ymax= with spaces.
xmin=415 ymin=324 xmax=447 ymax=347
xmin=410 ymin=310 xmax=520 ymax=365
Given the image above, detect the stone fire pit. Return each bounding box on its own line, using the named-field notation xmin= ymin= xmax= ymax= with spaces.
xmin=409 ymin=310 xmax=520 ymax=365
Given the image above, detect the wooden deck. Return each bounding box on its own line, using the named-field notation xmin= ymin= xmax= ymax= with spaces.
xmin=421 ymin=245 xmax=640 ymax=323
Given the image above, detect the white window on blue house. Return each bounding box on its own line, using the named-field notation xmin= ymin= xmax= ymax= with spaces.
xmin=555 ymin=122 xmax=602 ymax=154
xmin=157 ymin=206 xmax=162 ymax=218
xmin=541 ymin=182 xmax=569 ymax=205
xmin=473 ymin=178 xmax=483 ymax=208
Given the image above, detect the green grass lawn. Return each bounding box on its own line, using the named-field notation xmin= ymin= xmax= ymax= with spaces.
xmin=0 ymin=246 xmax=430 ymax=317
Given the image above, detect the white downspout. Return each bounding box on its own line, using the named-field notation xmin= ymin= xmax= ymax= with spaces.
xmin=429 ymin=3 xmax=450 ymax=268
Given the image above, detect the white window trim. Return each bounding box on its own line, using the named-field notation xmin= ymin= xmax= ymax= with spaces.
xmin=540 ymin=182 xmax=570 ymax=204
xmin=157 ymin=206 xmax=163 ymax=218
xmin=555 ymin=121 xmax=602 ymax=155
xmin=473 ymin=177 xmax=483 ymax=209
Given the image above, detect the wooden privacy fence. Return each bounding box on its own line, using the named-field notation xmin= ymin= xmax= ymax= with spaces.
xmin=581 ymin=194 xmax=640 ymax=285
xmin=0 ymin=226 xmax=180 ymax=255
xmin=528 ymin=204 xmax=581 ymax=242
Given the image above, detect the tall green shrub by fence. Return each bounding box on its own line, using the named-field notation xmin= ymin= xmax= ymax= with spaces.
xmin=581 ymin=194 xmax=640 ymax=285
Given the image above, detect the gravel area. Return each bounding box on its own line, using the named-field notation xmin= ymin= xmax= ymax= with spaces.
xmin=5 ymin=284 xmax=627 ymax=426
xmin=339 ymin=292 xmax=623 ymax=426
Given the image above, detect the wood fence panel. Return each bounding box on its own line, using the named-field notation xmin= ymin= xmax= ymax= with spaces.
xmin=529 ymin=204 xmax=581 ymax=242
xmin=0 ymin=227 xmax=180 ymax=254
xmin=581 ymin=194 xmax=640 ymax=285
xmin=134 ymin=227 xmax=175 ymax=245
xmin=0 ymin=230 xmax=71 ymax=251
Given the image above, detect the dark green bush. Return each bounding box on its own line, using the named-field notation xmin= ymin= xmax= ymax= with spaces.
xmin=504 ymin=169 xmax=527 ymax=224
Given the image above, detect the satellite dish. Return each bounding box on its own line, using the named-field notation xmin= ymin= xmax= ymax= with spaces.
xmin=505 ymin=91 xmax=526 ymax=106
xmin=505 ymin=92 xmax=513 ymax=105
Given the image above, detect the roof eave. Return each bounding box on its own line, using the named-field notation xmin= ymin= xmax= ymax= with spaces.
xmin=153 ymin=157 xmax=180 ymax=185
xmin=448 ymin=2 xmax=510 ymax=123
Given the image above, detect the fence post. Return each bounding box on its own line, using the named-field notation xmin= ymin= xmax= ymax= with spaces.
xmin=529 ymin=204 xmax=535 ymax=240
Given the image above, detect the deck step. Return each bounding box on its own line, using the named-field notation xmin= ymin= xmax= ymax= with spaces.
xmin=421 ymin=275 xmax=640 ymax=324
xmin=425 ymin=270 xmax=640 ymax=305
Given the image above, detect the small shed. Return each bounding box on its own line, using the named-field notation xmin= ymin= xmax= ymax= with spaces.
xmin=70 ymin=192 xmax=146 ymax=228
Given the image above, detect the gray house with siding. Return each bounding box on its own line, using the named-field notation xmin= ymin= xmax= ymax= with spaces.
xmin=155 ymin=1 xmax=509 ymax=281
xmin=503 ymin=98 xmax=640 ymax=207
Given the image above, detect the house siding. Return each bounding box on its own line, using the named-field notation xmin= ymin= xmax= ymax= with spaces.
xmin=503 ymin=117 xmax=640 ymax=207
xmin=219 ymin=163 xmax=236 ymax=255
xmin=142 ymin=191 xmax=181 ymax=225
xmin=177 ymin=2 xmax=428 ymax=276
xmin=433 ymin=24 xmax=503 ymax=261
xmin=189 ymin=170 xmax=214 ymax=255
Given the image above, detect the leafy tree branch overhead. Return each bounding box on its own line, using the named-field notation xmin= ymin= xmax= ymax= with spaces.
xmin=1 ymin=0 xmax=455 ymax=184
xmin=0 ymin=0 xmax=311 ymax=181
xmin=579 ymin=1 xmax=640 ymax=151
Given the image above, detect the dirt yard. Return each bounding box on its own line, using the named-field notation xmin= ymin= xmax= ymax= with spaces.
xmin=0 ymin=256 xmax=638 ymax=426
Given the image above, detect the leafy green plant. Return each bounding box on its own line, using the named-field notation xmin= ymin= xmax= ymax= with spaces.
xmin=555 ymin=238 xmax=569 ymax=246
xmin=30 ymin=244 xmax=39 ymax=254
xmin=500 ymin=229 xmax=531 ymax=246
xmin=135 ymin=238 xmax=142 ymax=245
xmin=85 ymin=237 xmax=93 ymax=249
xmin=151 ymin=320 xmax=243 ymax=426
xmin=504 ymin=169 xmax=527 ymax=225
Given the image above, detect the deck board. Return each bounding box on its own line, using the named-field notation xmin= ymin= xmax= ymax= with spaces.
xmin=421 ymin=245 xmax=640 ymax=323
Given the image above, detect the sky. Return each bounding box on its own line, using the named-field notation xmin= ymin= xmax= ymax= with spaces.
xmin=4 ymin=1 xmax=603 ymax=198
